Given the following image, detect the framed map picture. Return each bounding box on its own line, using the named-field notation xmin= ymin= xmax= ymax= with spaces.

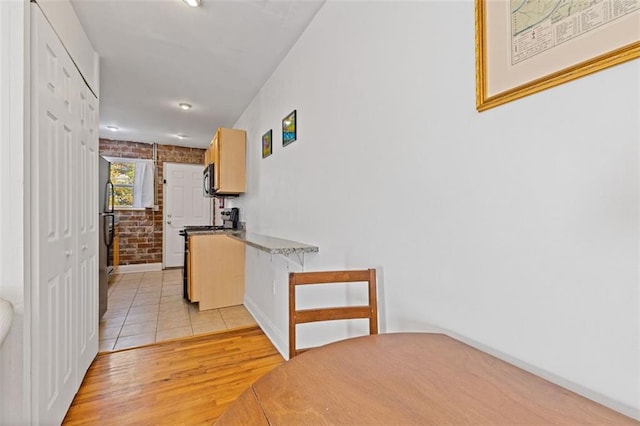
xmin=262 ymin=129 xmax=272 ymax=158
xmin=282 ymin=110 xmax=297 ymax=146
xmin=476 ymin=0 xmax=640 ymax=111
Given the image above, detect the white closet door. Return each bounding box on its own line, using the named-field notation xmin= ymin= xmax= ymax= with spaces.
xmin=77 ymin=81 xmax=99 ymax=376
xmin=31 ymin=5 xmax=98 ymax=423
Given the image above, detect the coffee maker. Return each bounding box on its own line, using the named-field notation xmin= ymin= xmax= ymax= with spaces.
xmin=221 ymin=207 xmax=239 ymax=229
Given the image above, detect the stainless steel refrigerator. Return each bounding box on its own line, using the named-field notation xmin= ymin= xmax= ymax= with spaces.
xmin=99 ymin=156 xmax=115 ymax=319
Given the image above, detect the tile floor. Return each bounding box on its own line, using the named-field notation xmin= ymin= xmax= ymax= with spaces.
xmin=99 ymin=269 xmax=257 ymax=352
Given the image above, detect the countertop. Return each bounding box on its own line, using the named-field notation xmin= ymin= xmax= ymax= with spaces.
xmin=185 ymin=229 xmax=319 ymax=256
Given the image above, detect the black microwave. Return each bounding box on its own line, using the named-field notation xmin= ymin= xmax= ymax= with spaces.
xmin=203 ymin=163 xmax=215 ymax=197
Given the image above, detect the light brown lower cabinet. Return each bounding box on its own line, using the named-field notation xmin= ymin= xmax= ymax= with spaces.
xmin=189 ymin=234 xmax=246 ymax=310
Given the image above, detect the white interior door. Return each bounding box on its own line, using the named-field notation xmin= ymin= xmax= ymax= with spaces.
xmin=31 ymin=5 xmax=98 ymax=423
xmin=163 ymin=163 xmax=212 ymax=268
xmin=77 ymin=80 xmax=99 ymax=376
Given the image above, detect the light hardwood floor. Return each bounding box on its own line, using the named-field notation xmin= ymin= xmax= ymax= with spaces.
xmin=63 ymin=326 xmax=284 ymax=425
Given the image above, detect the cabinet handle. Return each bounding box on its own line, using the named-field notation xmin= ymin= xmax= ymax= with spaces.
xmin=167 ymin=221 xmax=172 ymax=225
xmin=82 ymin=245 xmax=88 ymax=251
xmin=65 ymin=250 xmax=72 ymax=257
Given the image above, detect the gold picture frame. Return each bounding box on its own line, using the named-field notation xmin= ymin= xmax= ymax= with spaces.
xmin=476 ymin=0 xmax=640 ymax=111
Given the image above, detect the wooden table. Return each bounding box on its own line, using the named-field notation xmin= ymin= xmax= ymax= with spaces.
xmin=216 ymin=333 xmax=637 ymax=425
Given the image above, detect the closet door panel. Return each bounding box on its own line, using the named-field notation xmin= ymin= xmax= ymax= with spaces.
xmin=77 ymin=82 xmax=99 ymax=375
xmin=31 ymin=5 xmax=98 ymax=423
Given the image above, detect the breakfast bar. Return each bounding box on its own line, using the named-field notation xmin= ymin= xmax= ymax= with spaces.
xmin=182 ymin=229 xmax=319 ymax=256
xmin=182 ymin=228 xmax=318 ymax=311
xmin=227 ymin=231 xmax=318 ymax=257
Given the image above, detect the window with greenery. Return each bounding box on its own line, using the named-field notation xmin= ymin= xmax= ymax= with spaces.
xmin=110 ymin=162 xmax=135 ymax=207
xmin=106 ymin=157 xmax=155 ymax=209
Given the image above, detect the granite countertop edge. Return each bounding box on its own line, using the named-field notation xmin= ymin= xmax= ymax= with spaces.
xmin=186 ymin=229 xmax=319 ymax=255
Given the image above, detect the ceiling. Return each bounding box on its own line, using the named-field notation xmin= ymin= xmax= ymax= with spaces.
xmin=70 ymin=0 xmax=325 ymax=149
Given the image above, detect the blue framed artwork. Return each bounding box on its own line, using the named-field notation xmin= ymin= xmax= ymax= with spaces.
xmin=282 ymin=110 xmax=297 ymax=147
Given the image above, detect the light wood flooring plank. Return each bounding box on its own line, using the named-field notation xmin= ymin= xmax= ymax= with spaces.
xmin=63 ymin=326 xmax=284 ymax=425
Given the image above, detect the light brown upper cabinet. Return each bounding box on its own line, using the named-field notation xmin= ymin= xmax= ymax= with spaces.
xmin=204 ymin=127 xmax=246 ymax=195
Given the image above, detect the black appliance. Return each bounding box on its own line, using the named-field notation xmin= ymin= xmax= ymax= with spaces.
xmin=203 ymin=163 xmax=215 ymax=197
xmin=98 ymin=156 xmax=116 ymax=318
xmin=179 ymin=225 xmax=225 ymax=299
xmin=221 ymin=207 xmax=239 ymax=229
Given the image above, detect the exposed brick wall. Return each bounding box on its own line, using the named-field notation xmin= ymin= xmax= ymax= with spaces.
xmin=100 ymin=139 xmax=205 ymax=265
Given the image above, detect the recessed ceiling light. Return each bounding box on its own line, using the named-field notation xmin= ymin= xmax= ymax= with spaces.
xmin=107 ymin=125 xmax=119 ymax=131
xmin=178 ymin=102 xmax=192 ymax=110
xmin=182 ymin=0 xmax=201 ymax=7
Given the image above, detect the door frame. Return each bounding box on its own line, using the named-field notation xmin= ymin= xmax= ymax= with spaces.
xmin=0 ymin=1 xmax=31 ymax=424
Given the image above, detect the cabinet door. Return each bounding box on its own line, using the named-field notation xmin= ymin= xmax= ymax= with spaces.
xmin=204 ymin=144 xmax=212 ymax=166
xmin=216 ymin=128 xmax=246 ymax=194
xmin=191 ymin=234 xmax=245 ymax=310
xmin=187 ymin=235 xmax=200 ymax=302
xmin=212 ymin=130 xmax=220 ymax=190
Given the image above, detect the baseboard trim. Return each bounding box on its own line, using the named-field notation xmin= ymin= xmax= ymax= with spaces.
xmin=244 ymin=296 xmax=288 ymax=359
xmin=115 ymin=263 xmax=163 ymax=274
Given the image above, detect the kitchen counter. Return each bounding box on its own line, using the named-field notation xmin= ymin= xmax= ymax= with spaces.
xmin=182 ymin=229 xmax=319 ymax=256
xmin=182 ymin=228 xmax=234 ymax=235
xmin=229 ymin=232 xmax=319 ymax=256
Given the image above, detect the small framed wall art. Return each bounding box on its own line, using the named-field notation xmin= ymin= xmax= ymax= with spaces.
xmin=282 ymin=109 xmax=297 ymax=147
xmin=262 ymin=129 xmax=273 ymax=158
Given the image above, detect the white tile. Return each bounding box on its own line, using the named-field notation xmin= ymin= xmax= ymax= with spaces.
xmin=219 ymin=305 xmax=252 ymax=319
xmin=156 ymin=326 xmax=193 ymax=342
xmin=108 ymin=299 xmax=133 ymax=310
xmin=99 ymin=338 xmax=116 ymax=352
xmin=190 ymin=309 xmax=223 ymax=324
xmin=136 ymin=286 xmax=162 ymax=295
xmin=192 ymin=321 xmax=227 ymax=335
xmin=99 ymin=316 xmax=126 ymax=328
xmin=120 ymin=321 xmax=157 ymax=337
xmin=157 ymin=315 xmax=190 ymax=330
xmin=131 ymin=295 xmax=161 ymax=307
xmin=125 ymin=311 xmax=158 ymax=325
xmin=102 ymin=307 xmax=129 ymax=320
xmin=223 ymin=316 xmax=257 ymax=329
xmin=159 ymin=301 xmax=189 ymax=313
xmin=114 ymin=333 xmax=156 ymax=350
xmin=109 ymin=292 xmax=134 ymax=299
xmin=162 ymin=280 xmax=183 ymax=286
xmin=161 ymin=286 xmax=183 ymax=296
xmin=158 ymin=309 xmax=189 ymax=320
xmin=128 ymin=305 xmax=160 ymax=316
xmin=119 ymin=272 xmax=144 ymax=282
xmin=160 ymin=295 xmax=184 ymax=304
xmin=99 ymin=325 xmax=122 ymax=340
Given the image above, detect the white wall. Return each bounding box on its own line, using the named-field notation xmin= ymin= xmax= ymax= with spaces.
xmin=234 ymin=1 xmax=640 ymax=418
xmin=37 ymin=0 xmax=99 ymax=96
xmin=0 ymin=0 xmax=30 ymax=424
